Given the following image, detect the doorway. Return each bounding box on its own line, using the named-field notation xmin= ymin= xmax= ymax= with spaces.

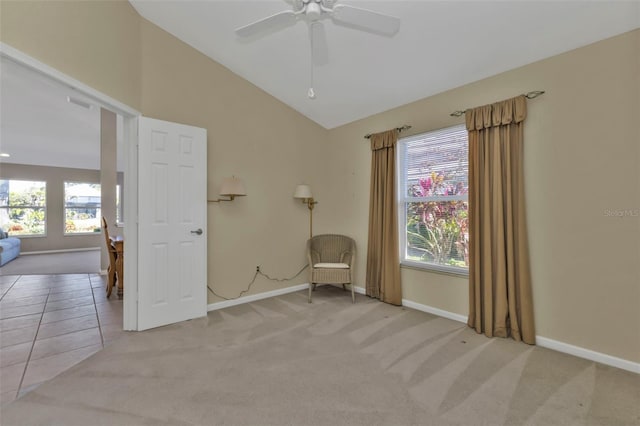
xmin=0 ymin=49 xmax=133 ymax=403
xmin=2 ymin=41 xmax=209 ymax=333
xmin=0 ymin=43 xmax=139 ymax=331
xmin=0 ymin=56 xmax=126 ymax=277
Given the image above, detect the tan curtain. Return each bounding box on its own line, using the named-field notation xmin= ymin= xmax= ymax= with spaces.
xmin=366 ymin=129 xmax=402 ymax=305
xmin=466 ymin=95 xmax=536 ymax=344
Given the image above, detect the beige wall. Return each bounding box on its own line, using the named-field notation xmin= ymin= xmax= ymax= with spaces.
xmin=326 ymin=30 xmax=640 ymax=363
xmin=0 ymin=163 xmax=102 ymax=252
xmin=2 ymin=2 xmax=638 ymax=363
xmin=139 ymin=20 xmax=329 ymax=302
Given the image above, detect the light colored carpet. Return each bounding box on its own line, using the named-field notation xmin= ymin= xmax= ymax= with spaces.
xmin=1 ymin=286 xmax=638 ymax=425
xmin=0 ymin=250 xmax=100 ymax=275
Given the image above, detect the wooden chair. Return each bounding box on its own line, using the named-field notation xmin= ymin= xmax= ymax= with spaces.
xmin=306 ymin=234 xmax=356 ymax=303
xmin=102 ymin=217 xmax=118 ymax=297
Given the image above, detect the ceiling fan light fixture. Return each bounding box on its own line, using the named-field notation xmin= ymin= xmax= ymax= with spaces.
xmin=306 ymin=2 xmax=321 ymax=20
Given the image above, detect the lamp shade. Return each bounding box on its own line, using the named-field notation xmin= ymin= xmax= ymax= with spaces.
xmin=293 ymin=184 xmax=313 ymax=199
xmin=220 ymin=177 xmax=246 ymax=197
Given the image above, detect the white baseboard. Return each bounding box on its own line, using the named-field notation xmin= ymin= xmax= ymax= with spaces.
xmin=396 ymin=297 xmax=640 ymax=375
xmin=401 ymin=298 xmax=468 ymax=324
xmin=207 ymin=283 xmax=310 ymax=311
xmin=536 ymin=336 xmax=640 ymax=374
xmin=22 ymin=247 xmax=101 ymax=255
xmin=208 ymin=283 xmax=640 ymax=374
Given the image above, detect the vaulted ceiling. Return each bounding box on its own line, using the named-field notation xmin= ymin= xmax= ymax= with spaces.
xmin=1 ymin=1 xmax=638 ymax=170
xmin=130 ymin=0 xmax=640 ymax=129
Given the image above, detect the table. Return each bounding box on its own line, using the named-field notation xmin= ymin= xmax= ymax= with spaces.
xmin=109 ymin=236 xmax=124 ymax=297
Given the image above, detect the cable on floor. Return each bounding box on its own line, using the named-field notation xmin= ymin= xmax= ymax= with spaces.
xmin=207 ymin=264 xmax=308 ymax=300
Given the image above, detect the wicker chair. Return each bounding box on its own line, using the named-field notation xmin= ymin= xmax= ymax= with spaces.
xmin=306 ymin=234 xmax=356 ymax=303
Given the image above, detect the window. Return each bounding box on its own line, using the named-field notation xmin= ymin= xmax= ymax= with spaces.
xmin=398 ymin=124 xmax=469 ymax=273
xmin=64 ymin=182 xmax=101 ymax=234
xmin=0 ymin=179 xmax=47 ymax=236
xmin=116 ymin=183 xmax=124 ymax=225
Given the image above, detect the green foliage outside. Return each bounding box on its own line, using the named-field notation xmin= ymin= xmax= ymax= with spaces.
xmin=0 ymin=182 xmax=46 ymax=236
xmin=406 ymin=172 xmax=469 ymax=269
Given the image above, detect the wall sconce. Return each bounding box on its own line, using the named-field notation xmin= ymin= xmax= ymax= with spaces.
xmin=208 ymin=176 xmax=247 ymax=203
xmin=294 ymin=184 xmax=318 ymax=239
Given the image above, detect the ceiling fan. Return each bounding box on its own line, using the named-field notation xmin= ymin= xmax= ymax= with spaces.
xmin=235 ymin=0 xmax=401 ymax=98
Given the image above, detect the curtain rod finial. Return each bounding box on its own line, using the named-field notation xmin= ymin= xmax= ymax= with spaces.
xmin=525 ymin=90 xmax=545 ymax=99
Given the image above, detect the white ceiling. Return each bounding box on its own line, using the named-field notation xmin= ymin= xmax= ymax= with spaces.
xmin=130 ymin=0 xmax=640 ymax=129
xmin=0 ymin=57 xmax=124 ymax=171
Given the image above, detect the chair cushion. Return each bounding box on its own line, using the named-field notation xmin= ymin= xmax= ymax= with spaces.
xmin=314 ymin=262 xmax=349 ymax=269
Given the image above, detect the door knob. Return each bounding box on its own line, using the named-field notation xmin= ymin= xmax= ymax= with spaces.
xmin=190 ymin=228 xmax=203 ymax=235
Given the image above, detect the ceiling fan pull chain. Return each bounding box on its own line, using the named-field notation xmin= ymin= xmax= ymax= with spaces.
xmin=308 ymin=60 xmax=315 ymax=99
xmin=308 ymin=22 xmax=317 ymax=99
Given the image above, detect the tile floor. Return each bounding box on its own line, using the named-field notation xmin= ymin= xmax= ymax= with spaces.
xmin=0 ymin=273 xmax=125 ymax=406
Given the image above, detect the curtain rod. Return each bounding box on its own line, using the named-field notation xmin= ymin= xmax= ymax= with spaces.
xmin=364 ymin=125 xmax=412 ymax=139
xmin=449 ymin=90 xmax=545 ymax=117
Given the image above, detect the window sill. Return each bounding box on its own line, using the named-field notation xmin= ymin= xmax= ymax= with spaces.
xmin=400 ymin=261 xmax=469 ymax=278
xmin=7 ymin=234 xmax=46 ymax=239
xmin=64 ymin=232 xmax=102 ymax=237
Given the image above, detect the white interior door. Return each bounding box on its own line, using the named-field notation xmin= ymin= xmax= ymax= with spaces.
xmin=137 ymin=117 xmax=207 ymax=330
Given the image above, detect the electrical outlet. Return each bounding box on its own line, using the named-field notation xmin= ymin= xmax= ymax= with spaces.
xmin=256 ymin=265 xmax=260 ymax=272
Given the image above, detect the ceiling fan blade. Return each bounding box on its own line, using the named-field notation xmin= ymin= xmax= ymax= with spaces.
xmin=283 ymin=0 xmax=304 ymax=10
xmin=331 ymin=5 xmax=400 ymax=36
xmin=310 ymin=22 xmax=328 ymax=66
xmin=235 ymin=10 xmax=298 ymax=38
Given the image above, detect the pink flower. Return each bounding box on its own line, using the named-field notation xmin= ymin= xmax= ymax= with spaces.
xmin=419 ymin=177 xmax=432 ymax=195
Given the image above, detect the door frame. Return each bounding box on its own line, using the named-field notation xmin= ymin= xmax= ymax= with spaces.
xmin=1 ymin=43 xmax=140 ymax=330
